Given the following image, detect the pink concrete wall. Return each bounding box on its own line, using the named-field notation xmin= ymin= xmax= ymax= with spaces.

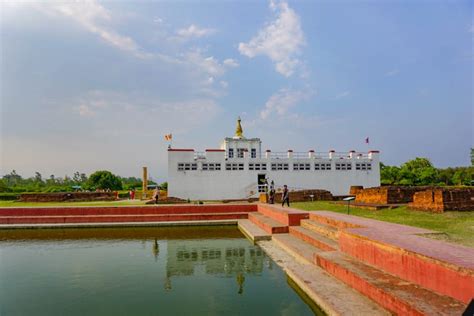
xmin=338 ymin=232 xmax=474 ymax=304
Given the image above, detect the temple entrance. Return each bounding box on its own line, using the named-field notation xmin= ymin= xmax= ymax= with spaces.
xmin=257 ymin=174 xmax=267 ymax=193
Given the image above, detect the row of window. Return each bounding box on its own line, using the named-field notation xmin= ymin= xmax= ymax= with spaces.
xmin=228 ymin=148 xmax=257 ymax=159
xmin=178 ymin=162 xmax=372 ymax=171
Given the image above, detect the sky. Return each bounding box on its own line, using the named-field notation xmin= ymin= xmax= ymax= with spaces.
xmin=1 ymin=0 xmax=473 ymax=182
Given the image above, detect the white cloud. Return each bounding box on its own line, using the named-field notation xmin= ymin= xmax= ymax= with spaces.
xmin=238 ymin=1 xmax=305 ymax=77
xmin=76 ymin=104 xmax=96 ymax=117
xmin=385 ymin=69 xmax=400 ymax=77
xmin=71 ymin=91 xmax=221 ymax=129
xmin=260 ymin=88 xmax=312 ymax=119
xmin=334 ymin=91 xmax=350 ymax=100
xmin=220 ymin=81 xmax=229 ymax=88
xmin=223 ymin=58 xmax=239 ymax=67
xmin=176 ymin=24 xmax=216 ymax=39
xmin=183 ymin=51 xmax=226 ymax=77
xmin=38 ymin=0 xmax=151 ymax=59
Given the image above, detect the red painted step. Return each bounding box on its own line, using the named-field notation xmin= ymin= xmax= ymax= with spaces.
xmin=257 ymin=204 xmax=308 ymax=226
xmin=0 ymin=204 xmax=257 ymax=217
xmin=289 ymin=226 xmax=338 ymax=251
xmin=300 ymin=219 xmax=340 ymax=240
xmin=0 ymin=212 xmax=248 ymax=224
xmin=248 ymin=212 xmax=288 ymax=234
xmin=315 ymin=251 xmax=466 ymax=316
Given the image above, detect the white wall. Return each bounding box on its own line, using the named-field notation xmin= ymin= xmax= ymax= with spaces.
xmin=168 ymin=149 xmax=380 ymax=200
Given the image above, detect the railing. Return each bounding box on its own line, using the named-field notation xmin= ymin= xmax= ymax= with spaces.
xmin=193 ymin=151 xmax=371 ymax=160
xmin=268 ymin=152 xmax=370 ymax=159
xmin=194 ymin=152 xmax=206 ymax=159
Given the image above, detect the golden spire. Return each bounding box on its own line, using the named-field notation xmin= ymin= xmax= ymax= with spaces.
xmin=235 ymin=116 xmax=243 ymax=138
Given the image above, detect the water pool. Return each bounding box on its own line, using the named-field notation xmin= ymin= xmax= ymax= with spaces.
xmin=0 ymin=226 xmax=322 ymax=315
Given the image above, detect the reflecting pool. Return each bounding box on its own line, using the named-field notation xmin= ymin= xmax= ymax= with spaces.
xmin=0 ymin=226 xmax=322 ymax=315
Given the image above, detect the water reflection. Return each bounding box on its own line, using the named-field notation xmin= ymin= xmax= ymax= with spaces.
xmin=164 ymin=239 xmax=265 ymax=294
xmin=0 ymin=226 xmax=317 ymax=315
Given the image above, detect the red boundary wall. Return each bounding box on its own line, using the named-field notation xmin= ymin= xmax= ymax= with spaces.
xmin=338 ymin=231 xmax=474 ymax=304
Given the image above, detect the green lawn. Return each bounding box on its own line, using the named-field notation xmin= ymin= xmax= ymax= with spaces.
xmin=292 ymin=201 xmax=474 ymax=248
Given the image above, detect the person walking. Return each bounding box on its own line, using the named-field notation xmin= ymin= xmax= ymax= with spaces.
xmin=281 ymin=185 xmax=290 ymax=207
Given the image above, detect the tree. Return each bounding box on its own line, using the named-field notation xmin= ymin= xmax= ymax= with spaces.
xmin=34 ymin=172 xmax=43 ymax=183
xmin=452 ymin=167 xmax=474 ymax=185
xmin=86 ymin=171 xmax=123 ymax=190
xmin=471 ymin=148 xmax=474 ymax=166
xmin=399 ymin=158 xmax=438 ymax=186
xmin=380 ymin=163 xmax=401 ymax=185
xmin=160 ymin=182 xmax=168 ymax=190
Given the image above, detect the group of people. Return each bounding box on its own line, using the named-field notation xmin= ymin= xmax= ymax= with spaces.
xmin=128 ymin=188 xmax=159 ymax=204
xmin=264 ymin=180 xmax=290 ymax=207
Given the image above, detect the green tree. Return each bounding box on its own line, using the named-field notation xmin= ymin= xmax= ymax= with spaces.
xmin=86 ymin=171 xmax=123 ymax=190
xmin=471 ymin=148 xmax=474 ymax=166
xmin=380 ymin=163 xmax=401 ymax=185
xmin=452 ymin=167 xmax=474 ymax=185
xmin=160 ymin=182 xmax=168 ymax=190
xmin=399 ymin=158 xmax=438 ymax=185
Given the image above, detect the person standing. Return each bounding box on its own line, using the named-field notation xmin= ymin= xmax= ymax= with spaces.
xmin=281 ymin=185 xmax=290 ymax=207
xmin=269 ymin=181 xmax=275 ymax=204
xmin=153 ymin=187 xmax=159 ymax=204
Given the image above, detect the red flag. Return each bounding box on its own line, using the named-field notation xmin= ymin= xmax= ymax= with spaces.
xmin=365 ymin=137 xmax=369 ymax=144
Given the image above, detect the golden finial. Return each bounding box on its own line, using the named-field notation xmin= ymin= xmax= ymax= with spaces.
xmin=235 ymin=116 xmax=243 ymax=138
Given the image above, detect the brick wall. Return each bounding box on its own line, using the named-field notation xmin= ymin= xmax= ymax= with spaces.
xmin=20 ymin=192 xmax=116 ymax=202
xmin=355 ymin=186 xmax=430 ymax=204
xmin=410 ymin=188 xmax=474 ymax=213
xmin=349 ymin=186 xmax=364 ymax=196
xmin=273 ymin=189 xmax=333 ymax=203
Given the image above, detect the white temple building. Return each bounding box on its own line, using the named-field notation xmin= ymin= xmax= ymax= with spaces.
xmin=168 ymin=118 xmax=380 ymax=200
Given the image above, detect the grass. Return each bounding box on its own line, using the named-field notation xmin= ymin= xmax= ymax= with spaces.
xmin=292 ymin=201 xmax=474 ymax=248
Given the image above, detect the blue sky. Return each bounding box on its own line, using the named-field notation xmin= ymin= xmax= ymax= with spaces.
xmin=1 ymin=0 xmax=472 ymax=181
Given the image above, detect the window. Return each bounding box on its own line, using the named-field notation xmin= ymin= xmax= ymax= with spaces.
xmin=314 ymin=163 xmax=332 ymax=170
xmin=177 ymin=163 xmax=197 ymax=171
xmin=293 ymin=163 xmax=310 ymax=171
xmin=249 ymin=163 xmax=267 ymax=171
xmin=237 ymin=148 xmax=245 ymax=158
xmin=271 ymin=163 xmax=289 ymax=171
xmin=251 ymin=148 xmax=257 ymax=158
xmin=202 ymin=163 xmax=221 ymax=171
xmin=356 ymin=163 xmax=372 ymax=171
xmin=335 ymin=162 xmax=352 ymax=170
xmin=226 ymin=163 xmax=244 ymax=170
xmin=228 ymin=148 xmax=234 ymax=158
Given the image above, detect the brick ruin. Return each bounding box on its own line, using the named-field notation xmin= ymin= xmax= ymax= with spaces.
xmin=355 ymin=186 xmax=429 ymax=204
xmin=20 ymin=192 xmax=116 ymax=202
xmin=409 ymin=188 xmax=474 ymax=213
xmin=349 ymin=186 xmax=364 ymax=196
xmin=273 ymin=189 xmax=333 ymax=203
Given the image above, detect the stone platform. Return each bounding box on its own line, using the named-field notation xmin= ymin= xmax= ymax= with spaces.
xmin=239 ymin=205 xmax=472 ymax=315
xmin=0 ymin=204 xmax=257 ymax=226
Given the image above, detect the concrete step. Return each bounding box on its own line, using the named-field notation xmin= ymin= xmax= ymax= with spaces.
xmin=0 ymin=204 xmax=257 ymax=217
xmin=289 ymin=226 xmax=338 ymax=251
xmin=300 ymin=219 xmax=339 ymax=240
xmin=309 ymin=212 xmax=361 ymax=229
xmin=0 ymin=212 xmax=248 ymax=224
xmin=315 ymin=251 xmax=466 ymax=316
xmin=238 ymin=219 xmax=271 ymax=243
xmin=257 ymin=204 xmax=309 ymax=226
xmin=259 ymin=240 xmax=391 ymax=316
xmin=272 ymin=233 xmax=322 ymax=264
xmin=248 ymin=212 xmax=288 ymax=234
